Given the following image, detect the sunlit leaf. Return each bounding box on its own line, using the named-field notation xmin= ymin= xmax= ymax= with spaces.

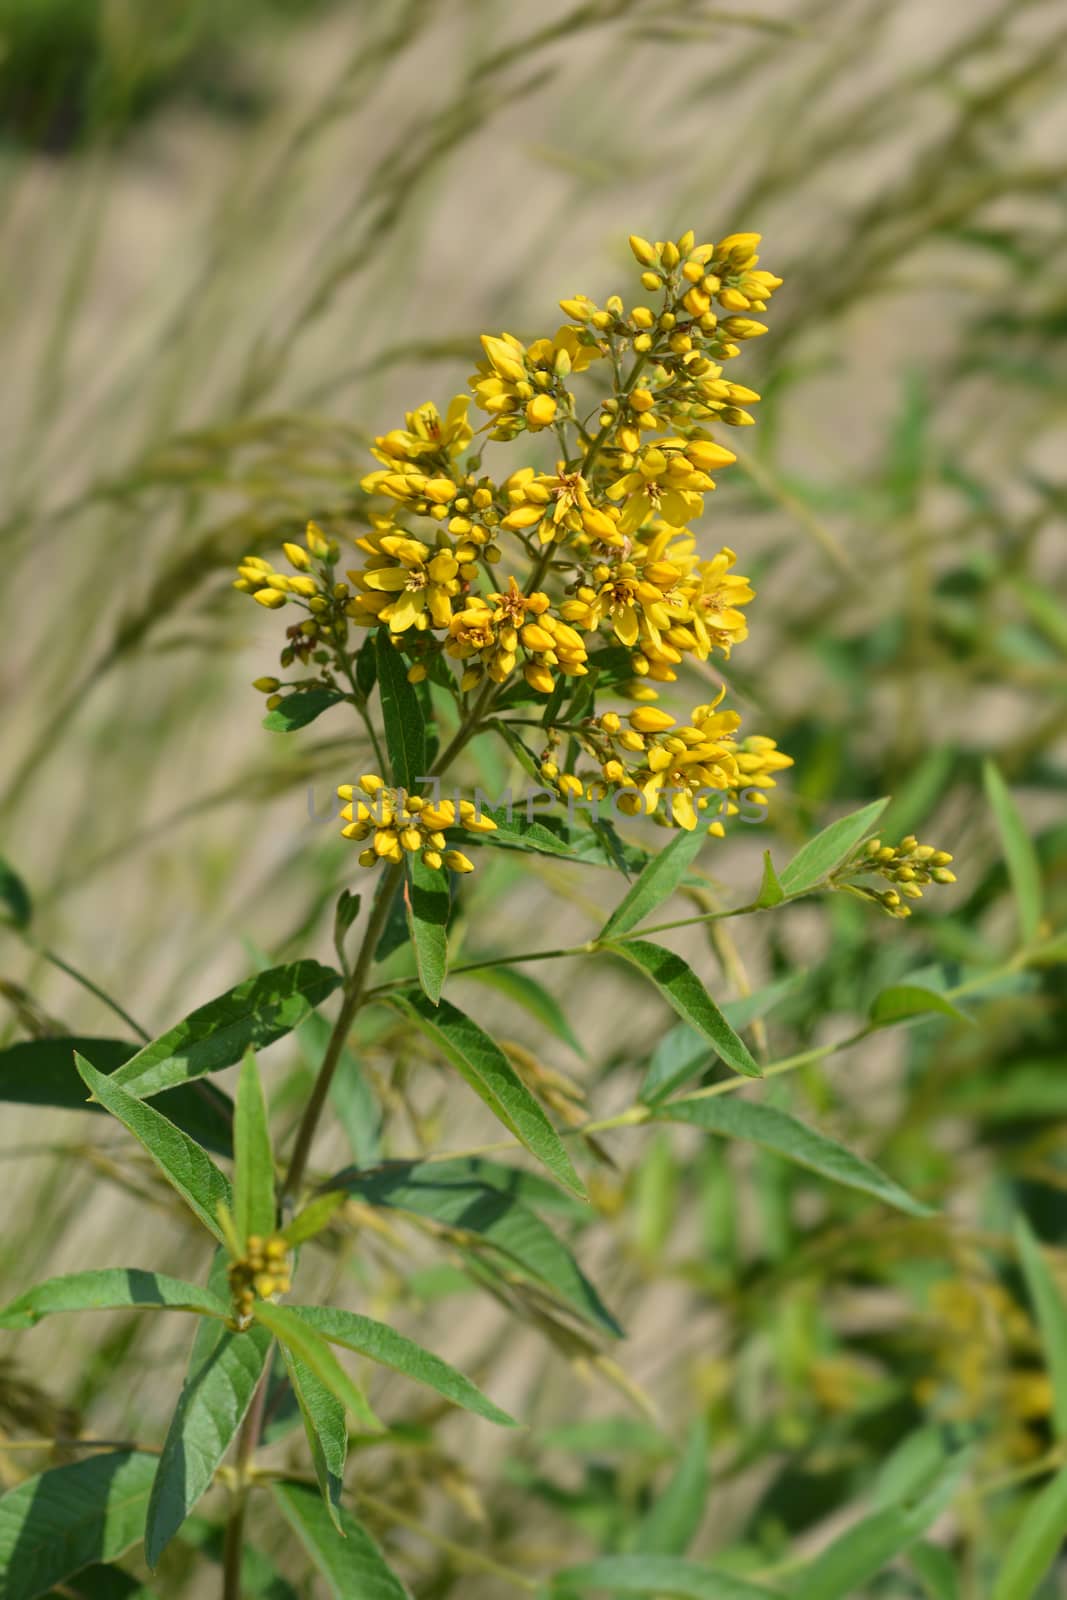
xmin=606 ymin=941 xmax=759 ymax=1080
xmin=376 ymin=629 xmax=426 ymax=790
xmin=0 ymin=1269 xmax=230 ymax=1330
xmin=983 ymin=759 xmax=1043 ymax=943
xmin=252 ymin=1302 xmax=382 ymax=1433
xmin=272 ymin=1480 xmax=411 ymax=1599
xmin=263 ymin=688 xmax=344 ymax=732
xmin=778 ymin=798 xmax=889 ymax=897
xmin=281 ymin=1348 xmax=347 ymax=1534
xmin=0 ymin=1452 xmax=158 ymax=1600
xmin=599 ymin=828 xmax=707 ymax=940
xmin=404 ymin=856 xmax=449 ymax=1005
xmin=234 ymin=1050 xmax=275 ymax=1246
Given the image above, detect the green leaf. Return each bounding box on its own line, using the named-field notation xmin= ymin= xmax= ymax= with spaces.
xmin=605 ymin=941 xmax=759 ymax=1080
xmin=252 ymin=1303 xmax=382 ymax=1433
xmin=376 ymin=630 xmax=426 ymax=790
xmin=333 ymin=1160 xmax=619 ymax=1335
xmin=234 ymin=1051 xmax=275 ymax=1246
xmin=404 ymin=857 xmax=448 ymax=1006
xmin=0 ymin=1452 xmax=157 ymax=1600
xmin=599 ymin=829 xmax=707 ymax=940
xmin=0 ymin=1037 xmax=234 ymax=1157
xmin=755 ymin=850 xmax=785 ymax=908
xmin=272 ymin=1479 xmax=411 ymax=1599
xmin=869 ymin=985 xmax=971 ymax=1027
xmin=295 ymin=1012 xmax=379 ymax=1166
xmin=75 ymin=1055 xmax=232 ymax=1242
xmin=292 ymin=1304 xmax=516 ymax=1426
xmin=909 ymin=1541 xmax=959 ymax=1600
xmin=992 ymin=1460 xmax=1067 ymax=1600
xmin=553 ymin=1555 xmax=779 ymax=1597
xmin=145 ymin=1320 xmax=272 ymax=1568
xmin=388 ymin=991 xmax=585 ymax=1198
xmin=0 ymin=1269 xmax=230 ymax=1330
xmin=109 ymin=962 xmax=343 ymax=1100
xmin=46 ymin=1564 xmax=157 ymax=1599
xmin=983 ymin=759 xmax=1043 ymax=943
xmin=632 ymin=1419 xmax=708 ymax=1556
xmin=0 ymin=854 xmax=32 ymax=930
xmin=655 ymin=1094 xmax=932 ymax=1217
xmin=281 ymin=1348 xmax=347 ymax=1534
xmin=778 ymin=797 xmax=890 ymax=896
xmin=1016 ymin=1217 xmax=1067 ymax=1441
xmin=281 ymin=1191 xmax=347 ymax=1248
xmin=263 ymin=688 xmax=344 ymax=732
xmin=463 ymin=965 xmax=585 ymax=1057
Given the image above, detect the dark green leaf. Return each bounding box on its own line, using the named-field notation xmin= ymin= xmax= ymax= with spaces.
xmin=463 ymin=966 xmax=585 ymax=1057
xmin=145 ymin=1320 xmax=272 ymax=1568
xmin=332 ymin=1160 xmax=619 ymax=1335
xmin=554 ymin=1555 xmax=779 ymax=1597
xmin=0 ymin=1270 xmax=230 ymax=1330
xmin=0 ymin=1452 xmax=158 ymax=1600
xmin=388 ymin=991 xmax=585 ymax=1198
xmin=606 ymin=941 xmax=759 ymax=1080
xmin=234 ymin=1051 xmax=275 ymax=1246
xmin=599 ymin=829 xmax=707 ymax=940
xmin=110 ymin=962 xmax=342 ymax=1099
xmin=252 ymin=1303 xmax=382 ymax=1433
xmin=778 ymin=798 xmax=890 ymax=896
xmin=655 ymin=1094 xmax=932 ymax=1217
xmin=75 ymin=1055 xmax=232 ymax=1242
xmin=281 ymin=1349 xmax=346 ymax=1534
xmin=0 ymin=855 xmax=32 ymax=930
xmin=1016 ymin=1217 xmax=1067 ymax=1441
xmin=404 ymin=857 xmax=449 ymax=1005
xmin=272 ymin=1480 xmax=411 ymax=1599
xmin=633 ymin=1419 xmax=708 ymax=1556
xmin=983 ymin=760 xmax=1043 ymax=943
xmin=263 ymin=688 xmax=344 ymax=732
xmin=0 ymin=1037 xmax=233 ymax=1157
xmin=47 ymin=1564 xmax=156 ymax=1599
xmin=376 ymin=630 xmax=426 ymax=790
xmin=293 ymin=1304 xmax=516 ymax=1426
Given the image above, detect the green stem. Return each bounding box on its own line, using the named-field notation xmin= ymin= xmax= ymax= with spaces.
xmin=33 ymin=942 xmax=150 ymax=1042
xmin=221 ymin=1358 xmax=272 ymax=1600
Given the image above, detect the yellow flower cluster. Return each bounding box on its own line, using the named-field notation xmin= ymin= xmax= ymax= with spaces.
xmin=836 ymin=835 xmax=957 ymax=918
xmin=337 ymin=775 xmax=497 ymax=872
xmin=228 ymin=1235 xmax=291 ymax=1322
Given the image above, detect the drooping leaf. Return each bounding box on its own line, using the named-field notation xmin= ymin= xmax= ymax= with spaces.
xmin=777 ymin=797 xmax=890 ymax=897
xmin=463 ymin=965 xmax=585 ymax=1057
xmin=263 ymin=688 xmax=344 ymax=732
xmin=599 ymin=828 xmax=707 ymax=940
xmin=252 ymin=1303 xmax=382 ymax=1433
xmin=755 ymin=850 xmax=785 ymax=908
xmin=233 ymin=1050 xmax=275 ymax=1247
xmin=632 ymin=1419 xmax=708 ymax=1556
xmin=281 ymin=1348 xmax=347 ymax=1534
xmin=0 ymin=1452 xmax=157 ymax=1600
xmin=388 ymin=991 xmax=585 ymax=1198
xmin=75 ymin=1056 xmax=232 ymax=1242
xmin=869 ymin=985 xmax=970 ymax=1027
xmin=1016 ymin=1217 xmax=1067 ymax=1441
xmin=606 ymin=941 xmax=759 ymax=1080
xmin=553 ymin=1554 xmax=779 ymax=1598
xmin=376 ymin=630 xmax=426 ymax=790
xmin=293 ymin=1303 xmax=516 ymax=1426
xmin=272 ymin=1479 xmax=411 ymax=1599
xmin=983 ymin=759 xmax=1043 ymax=943
xmin=144 ymin=1319 xmax=272 ymax=1568
xmin=655 ymin=1094 xmax=931 ymax=1217
xmin=0 ymin=1270 xmax=230 ymax=1330
xmin=404 ymin=857 xmax=449 ymax=1005
xmin=0 ymin=1037 xmax=234 ymax=1156
xmin=333 ymin=1160 xmax=619 ymax=1335
xmin=0 ymin=855 xmax=32 ymax=930
xmin=109 ymin=962 xmax=343 ymax=1099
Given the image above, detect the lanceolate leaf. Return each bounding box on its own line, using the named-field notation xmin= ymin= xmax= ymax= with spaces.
xmin=0 ymin=854 xmax=32 ymax=930
xmin=755 ymin=850 xmax=785 ymax=908
xmin=464 ymin=965 xmax=586 ymax=1057
xmin=606 ymin=941 xmax=759 ymax=1080
xmin=388 ymin=991 xmax=586 ymax=1198
xmin=0 ymin=1269 xmax=230 ymax=1330
xmin=778 ymin=797 xmax=890 ymax=897
xmin=632 ymin=1420 xmax=708 ymax=1556
xmin=0 ymin=1452 xmax=158 ymax=1600
xmin=281 ymin=1348 xmax=347 ymax=1534
xmin=376 ymin=629 xmax=426 ymax=791
xmin=404 ymin=857 xmax=449 ymax=1006
xmin=656 ymin=1095 xmax=931 ymax=1217
xmin=869 ymin=985 xmax=970 ymax=1027
xmin=553 ymin=1555 xmax=779 ymax=1597
xmin=263 ymin=688 xmax=344 ymax=732
xmin=0 ymin=1037 xmax=234 ymax=1157
xmin=109 ymin=962 xmax=343 ymax=1099
xmin=234 ymin=1051 xmax=276 ymax=1246
xmin=293 ymin=1304 xmax=516 ymax=1426
xmin=1015 ymin=1217 xmax=1067 ymax=1441
xmin=333 ymin=1160 xmax=620 ymax=1335
xmin=75 ymin=1056 xmax=232 ymax=1243
xmin=990 ymin=1460 xmax=1067 ymax=1600
xmin=145 ymin=1320 xmax=272 ymax=1568
xmin=252 ymin=1303 xmax=383 ymax=1434
xmin=599 ymin=828 xmax=707 ymax=940
xmin=272 ymin=1480 xmax=412 ymax=1600
xmin=281 ymin=1191 xmax=347 ymax=1248
xmin=983 ymin=759 xmax=1043 ymax=944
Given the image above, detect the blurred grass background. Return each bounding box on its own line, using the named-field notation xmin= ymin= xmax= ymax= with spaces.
xmin=1 ymin=1 xmax=1066 ymax=1595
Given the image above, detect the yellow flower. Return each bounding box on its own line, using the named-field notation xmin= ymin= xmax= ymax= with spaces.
xmin=369 ymin=395 xmax=473 ymax=465
xmin=673 ymin=545 xmax=754 ymax=659
xmin=470 ymin=327 xmax=600 ymax=439
xmin=348 ymin=522 xmax=476 ymax=635
xmin=605 ymin=437 xmax=735 ymax=536
xmin=337 ymin=775 xmax=497 ymax=871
